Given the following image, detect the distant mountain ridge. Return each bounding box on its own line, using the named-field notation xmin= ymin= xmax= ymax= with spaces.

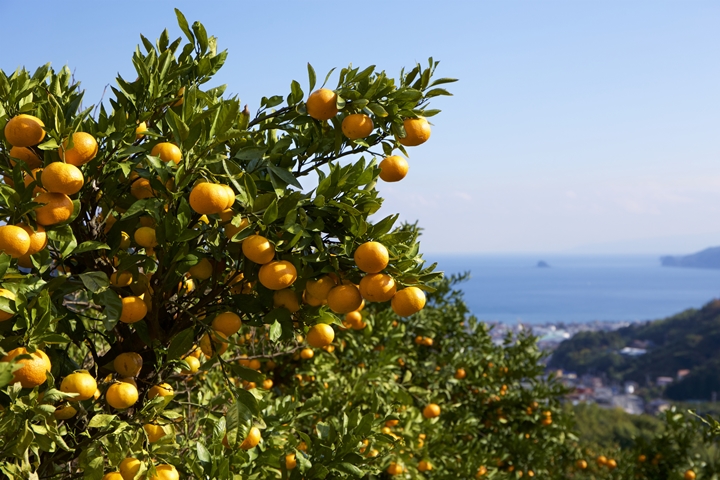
xmin=661 ymin=246 xmax=720 ymax=269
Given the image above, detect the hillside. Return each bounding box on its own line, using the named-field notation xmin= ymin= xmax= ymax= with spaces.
xmin=548 ymin=299 xmax=720 ymax=400
xmin=661 ymin=246 xmax=720 ymax=269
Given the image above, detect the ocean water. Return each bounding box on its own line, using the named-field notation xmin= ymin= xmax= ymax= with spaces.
xmin=427 ymin=254 xmax=720 ymax=324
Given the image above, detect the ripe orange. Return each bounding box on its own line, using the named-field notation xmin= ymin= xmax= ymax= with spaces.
xmin=576 ymin=459 xmax=588 ymax=469
xmin=189 ymin=182 xmax=228 ymax=215
xmin=110 ymin=271 xmax=133 ymax=287
xmin=53 ymin=404 xmax=77 ymax=420
xmin=596 ymin=455 xmax=607 ymax=466
xmin=306 ymin=275 xmax=336 ymax=300
xmin=455 ymin=368 xmax=467 ymax=380
xmin=418 ymin=460 xmax=433 ymax=472
xmin=147 ymin=382 xmax=174 ymax=399
xmin=2 ymin=347 xmax=50 ymax=388
xmin=151 ymin=464 xmax=179 ymax=480
xmin=4 ymin=114 xmax=46 ymax=147
xmin=9 ymin=146 xmax=43 ymax=169
xmin=120 ymin=296 xmax=148 ymax=323
xmin=354 ymin=241 xmax=389 ymax=273
xmin=262 ymin=379 xmax=274 ymax=389
xmin=188 ymin=257 xmax=213 ymax=280
xmin=150 ymin=142 xmax=182 ymax=164
xmin=0 ymin=288 xmax=16 ymax=322
xmin=211 ymin=312 xmax=243 ymax=336
xmin=224 ymin=216 xmax=249 ymax=239
xmin=143 ymin=423 xmax=167 ymax=443
xmin=379 ymin=156 xmax=409 ymax=182
xmin=398 ymin=117 xmax=431 ymax=146
xmin=130 ymin=178 xmax=154 ymax=199
xmin=34 ymin=192 xmax=74 ymax=226
xmin=303 ymin=291 xmax=325 ymax=307
xmin=242 ymin=235 xmax=275 ymax=264
xmin=60 ymin=371 xmax=97 ymax=401
xmin=180 ymin=355 xmax=200 ymax=374
xmin=387 ymin=463 xmax=404 ymax=475
xmin=343 ymin=311 xmax=365 ymax=330
xmin=200 ymin=330 xmax=229 ymax=356
xmin=423 ymin=403 xmax=441 ymax=419
xmin=391 ymin=287 xmax=426 ymax=317
xmin=359 ymin=273 xmax=396 ymax=302
xmin=300 ymin=348 xmax=314 ymax=359
xmin=101 ymin=473 xmax=123 ymax=480
xmin=114 ymin=352 xmax=143 ymax=377
xmin=685 ymin=470 xmax=697 ymax=480
xmin=307 ymin=323 xmax=335 ymax=347
xmin=240 ymin=426 xmax=261 ymax=449
xmin=306 ymin=89 xmax=338 ymax=120
xmin=222 ymin=184 xmax=235 ymax=209
xmin=285 ymin=453 xmax=297 ymax=470
xmin=341 ymin=113 xmax=374 ymax=139
xmin=41 ymin=162 xmax=84 ymax=195
xmin=17 ymin=223 xmax=46 ymax=255
xmin=258 ymin=260 xmax=297 ymax=290
xmin=273 ymin=289 xmax=300 ymax=313
xmin=106 ymin=382 xmax=139 ymax=409
xmin=606 ymin=459 xmax=617 ymax=469
xmin=135 ymin=122 xmax=148 ymax=139
xmin=174 ymin=86 xmax=186 ymax=106
xmin=0 ymin=225 xmax=31 ymax=258
xmin=327 ymin=284 xmax=363 ymax=314
xmin=476 ymin=466 xmax=488 ymax=477
xmin=119 ymin=458 xmax=141 ymax=480
xmin=134 ymin=227 xmax=157 ymax=248
xmin=59 ymin=132 xmax=98 ymax=166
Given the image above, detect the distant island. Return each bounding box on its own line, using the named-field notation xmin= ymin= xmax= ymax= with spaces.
xmin=660 ymin=246 xmax=720 ymax=269
xmin=537 ymin=260 xmax=550 ymax=268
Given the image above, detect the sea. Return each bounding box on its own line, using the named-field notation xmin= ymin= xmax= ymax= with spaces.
xmin=427 ymin=254 xmax=720 ymax=325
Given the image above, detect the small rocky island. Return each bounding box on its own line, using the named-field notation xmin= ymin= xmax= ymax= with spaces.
xmin=661 ymin=247 xmax=720 ymax=269
xmin=537 ymin=261 xmax=550 ymax=268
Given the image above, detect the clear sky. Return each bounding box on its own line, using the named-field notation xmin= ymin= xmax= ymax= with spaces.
xmin=1 ymin=1 xmax=718 ymax=254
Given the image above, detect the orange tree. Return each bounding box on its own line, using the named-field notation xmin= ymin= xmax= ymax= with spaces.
xmin=0 ymin=10 xmax=586 ymax=480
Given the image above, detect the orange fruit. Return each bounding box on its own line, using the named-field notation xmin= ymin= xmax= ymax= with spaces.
xmin=151 ymin=142 xmax=182 ymax=164
xmin=476 ymin=466 xmax=488 ymax=477
xmin=34 ymin=192 xmax=74 ymax=226
xmin=9 ymin=146 xmax=42 ymax=169
xmin=423 ymin=403 xmax=441 ymax=419
xmin=119 ymin=296 xmax=148 ymax=323
xmin=576 ymin=460 xmax=588 ymax=470
xmin=147 ymin=382 xmax=174 ymax=399
xmin=224 ymin=216 xmax=249 ymax=240
xmin=685 ymin=470 xmax=697 ymax=480
xmin=200 ymin=330 xmax=228 ymax=356
xmin=327 ymin=284 xmax=363 ymax=314
xmin=379 ymin=156 xmax=409 ymax=182
xmin=285 ymin=453 xmax=297 ymax=470
xmin=41 ymin=162 xmax=84 ymax=195
xmin=173 ymin=86 xmax=186 ymax=107
xmin=387 ymin=463 xmax=404 ymax=475
xmin=343 ymin=311 xmax=365 ymax=330
xmin=0 ymin=225 xmax=31 ymax=258
xmin=306 ymin=275 xmax=336 ymax=300
xmin=607 ymin=459 xmax=617 ymax=469
xmin=59 ymin=132 xmax=98 ymax=166
xmin=359 ymin=273 xmax=396 ymax=302
xmin=300 ymin=348 xmax=314 ymax=359
xmin=341 ymin=113 xmax=374 ymax=139
xmin=258 ymin=260 xmax=297 ymax=290
xmin=398 ymin=117 xmax=431 ymax=147
xmin=143 ymin=423 xmax=167 ymax=443
xmin=242 ymin=235 xmax=275 ymax=264
xmin=110 ymin=271 xmax=133 ymax=287
xmin=134 ymin=227 xmax=158 ymax=248
xmin=188 ymin=257 xmax=213 ymax=280
xmin=101 ymin=473 xmax=123 ymax=480
xmin=60 ymin=371 xmax=97 ymax=401
xmin=189 ymin=182 xmax=228 ymax=215
xmin=354 ymin=242 xmax=389 ymax=273
xmin=262 ymin=379 xmax=274 ymax=389
xmin=454 ymin=368 xmax=467 ymax=380
xmin=106 ymin=382 xmax=139 ymax=409
xmin=151 ymin=464 xmax=179 ymax=480
xmin=303 ymin=291 xmax=325 ymax=307
xmin=180 ymin=355 xmax=200 ymax=374
xmin=418 ymin=460 xmax=433 ymax=472
xmin=222 ymin=184 xmax=235 ymax=209
xmin=0 ymin=288 xmax=17 ymax=322
xmin=17 ymin=224 xmax=46 ymax=255
xmin=2 ymin=347 xmax=50 ymax=388
xmin=596 ymin=456 xmax=607 ymax=466
xmin=53 ymin=404 xmax=78 ymax=420
xmin=306 ymin=89 xmax=338 ymax=120
xmin=211 ymin=312 xmax=242 ymax=336
xmin=307 ymin=323 xmax=334 ymax=348
xmin=273 ymin=289 xmax=300 ymax=313
xmin=4 ymin=114 xmax=46 ymax=147
xmin=119 ymin=458 xmax=142 ymax=480
xmin=391 ymin=287 xmax=426 ymax=317
xmin=240 ymin=426 xmax=261 ymax=450
xmin=114 ymin=352 xmax=143 ymax=377
xmin=135 ymin=122 xmax=148 ymax=139
xmin=130 ymin=178 xmax=154 ymax=199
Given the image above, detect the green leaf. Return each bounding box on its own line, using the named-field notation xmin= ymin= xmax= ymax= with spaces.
xmin=167 ymin=328 xmax=195 ymax=361
xmin=269 ymin=320 xmax=282 ymax=342
xmin=229 ymin=363 xmax=265 ymax=383
xmin=175 ymin=8 xmax=195 ymax=44
xmin=334 ymin=463 xmax=363 ymax=477
xmin=225 ymin=398 xmax=252 ymax=446
xmin=72 ymin=241 xmax=110 ymax=255
xmin=88 ymin=414 xmax=117 ymax=428
xmin=308 ymin=63 xmax=317 ymax=92
xmin=94 ymin=289 xmax=123 ymax=331
xmin=267 ymin=163 xmax=302 ymax=189
xmin=236 ymin=388 xmax=260 ymax=416
xmin=0 ymin=253 xmax=10 ymax=279
xmin=263 ymin=198 xmax=278 ymax=224
xmin=79 ymin=272 xmax=109 ymax=293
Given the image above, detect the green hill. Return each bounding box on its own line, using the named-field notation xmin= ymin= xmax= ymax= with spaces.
xmin=548 ymin=299 xmax=720 ymax=400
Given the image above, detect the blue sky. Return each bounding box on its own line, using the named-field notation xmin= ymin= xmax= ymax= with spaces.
xmin=1 ymin=1 xmax=718 ymax=254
